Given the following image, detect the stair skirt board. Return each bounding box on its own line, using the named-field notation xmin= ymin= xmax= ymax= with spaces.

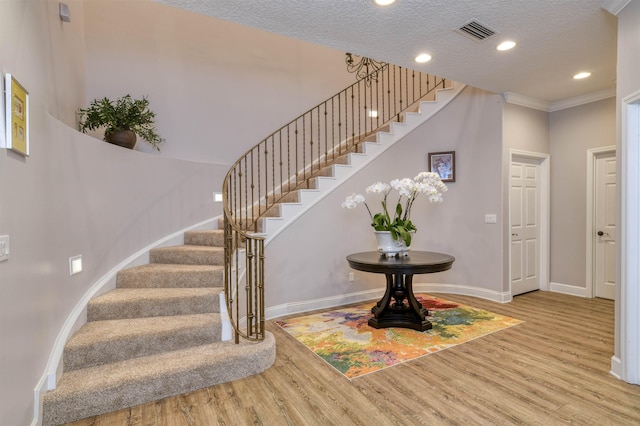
xmin=33 ymin=217 xmax=235 ymax=424
xmin=262 ymin=82 xmax=466 ymax=243
xmin=227 ymin=83 xmax=465 ymax=240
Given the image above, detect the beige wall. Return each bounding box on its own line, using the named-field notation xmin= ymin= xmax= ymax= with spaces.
xmin=549 ymin=98 xmax=616 ymax=288
xmin=501 ymin=98 xmax=617 ymax=294
xmin=502 ymin=103 xmax=551 ymax=292
xmin=265 ymin=87 xmax=506 ymax=308
xmin=0 ymin=0 xmax=631 ymax=423
xmin=503 ymin=103 xmax=551 ymax=154
xmin=0 ymin=1 xmax=90 ymax=423
xmin=0 ymin=2 xmax=369 ymax=423
xmin=82 ymin=0 xmax=354 ymax=163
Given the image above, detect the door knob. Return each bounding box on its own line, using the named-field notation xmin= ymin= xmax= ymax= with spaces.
xmin=597 ymin=231 xmax=608 ymax=236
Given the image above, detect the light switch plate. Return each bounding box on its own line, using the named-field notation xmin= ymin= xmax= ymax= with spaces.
xmin=484 ymin=214 xmax=497 ymax=224
xmin=0 ymin=235 xmax=9 ymax=262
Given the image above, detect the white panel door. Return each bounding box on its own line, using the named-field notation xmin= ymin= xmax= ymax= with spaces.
xmin=511 ymin=159 xmax=540 ymax=296
xmin=595 ymin=153 xmax=616 ymax=300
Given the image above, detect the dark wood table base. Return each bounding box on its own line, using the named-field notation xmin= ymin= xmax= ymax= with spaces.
xmin=346 ymin=251 xmax=455 ymax=332
xmin=369 ymin=273 xmax=432 ymax=331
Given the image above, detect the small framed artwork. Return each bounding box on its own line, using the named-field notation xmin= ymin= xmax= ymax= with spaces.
xmin=4 ymin=73 xmax=30 ymax=156
xmin=428 ymin=151 xmax=455 ymax=182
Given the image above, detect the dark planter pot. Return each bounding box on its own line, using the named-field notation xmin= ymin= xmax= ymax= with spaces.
xmin=105 ymin=130 xmax=137 ymax=149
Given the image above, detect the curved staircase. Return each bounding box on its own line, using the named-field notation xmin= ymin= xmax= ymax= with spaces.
xmin=41 ymin=67 xmax=463 ymax=424
xmin=41 ymin=230 xmax=275 ymax=425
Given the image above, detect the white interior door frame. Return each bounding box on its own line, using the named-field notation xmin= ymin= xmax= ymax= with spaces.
xmin=586 ymin=146 xmax=616 ymax=299
xmin=617 ymin=90 xmax=640 ymax=384
xmin=509 ymin=149 xmax=550 ymax=294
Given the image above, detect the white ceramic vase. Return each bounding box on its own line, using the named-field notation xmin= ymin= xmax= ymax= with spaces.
xmin=374 ymin=231 xmax=412 ymax=257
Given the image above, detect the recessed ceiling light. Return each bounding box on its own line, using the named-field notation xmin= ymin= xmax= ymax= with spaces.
xmin=374 ymin=0 xmax=396 ymax=5
xmin=497 ymin=41 xmax=516 ymax=51
xmin=573 ymin=72 xmax=592 ymax=80
xmin=414 ymin=53 xmax=432 ymax=63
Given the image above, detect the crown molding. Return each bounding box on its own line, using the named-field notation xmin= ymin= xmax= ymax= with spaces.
xmin=502 ymin=92 xmax=551 ymax=112
xmin=549 ymin=87 xmax=616 ymax=112
xmin=503 ymin=87 xmax=616 ymax=113
xmin=602 ymin=0 xmax=632 ymax=15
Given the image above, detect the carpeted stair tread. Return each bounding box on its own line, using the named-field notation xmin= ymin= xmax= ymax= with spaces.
xmin=63 ymin=314 xmax=222 ymax=372
xmin=87 ymin=288 xmax=221 ymax=321
xmin=184 ymin=229 xmax=224 ymax=247
xmin=43 ymin=332 xmax=276 ymax=425
xmin=150 ymin=245 xmax=224 ymax=265
xmin=116 ymin=263 xmax=223 ymax=288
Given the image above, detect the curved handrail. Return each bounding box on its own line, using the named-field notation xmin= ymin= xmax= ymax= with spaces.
xmin=222 ymin=63 xmax=448 ymax=342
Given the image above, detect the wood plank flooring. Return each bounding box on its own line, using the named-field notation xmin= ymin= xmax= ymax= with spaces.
xmin=67 ymin=291 xmax=640 ymax=425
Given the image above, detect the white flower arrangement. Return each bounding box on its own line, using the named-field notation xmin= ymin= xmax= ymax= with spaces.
xmin=342 ymin=171 xmax=447 ymax=246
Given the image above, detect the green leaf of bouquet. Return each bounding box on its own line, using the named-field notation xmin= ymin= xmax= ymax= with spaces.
xmin=397 ymin=228 xmax=411 ymax=246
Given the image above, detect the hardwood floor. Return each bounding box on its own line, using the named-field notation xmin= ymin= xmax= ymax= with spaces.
xmin=67 ymin=291 xmax=640 ymax=425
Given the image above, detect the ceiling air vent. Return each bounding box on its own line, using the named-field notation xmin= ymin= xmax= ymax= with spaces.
xmin=455 ymin=20 xmax=497 ymax=42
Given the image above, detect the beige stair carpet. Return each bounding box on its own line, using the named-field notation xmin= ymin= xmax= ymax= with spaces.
xmin=42 ymin=230 xmax=275 ymax=425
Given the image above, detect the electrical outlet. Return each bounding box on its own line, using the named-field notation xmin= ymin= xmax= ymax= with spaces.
xmin=348 ymin=272 xmax=355 ymax=282
xmin=0 ymin=235 xmax=9 ymax=262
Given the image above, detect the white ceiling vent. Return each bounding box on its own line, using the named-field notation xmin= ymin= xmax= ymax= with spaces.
xmin=455 ymin=20 xmax=497 ymax=42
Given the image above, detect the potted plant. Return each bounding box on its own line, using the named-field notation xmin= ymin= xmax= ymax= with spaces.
xmin=341 ymin=171 xmax=447 ymax=256
xmin=77 ymin=95 xmax=164 ymax=151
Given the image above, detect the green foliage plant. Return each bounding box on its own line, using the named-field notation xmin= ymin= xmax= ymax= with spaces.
xmin=78 ymin=95 xmax=164 ymax=150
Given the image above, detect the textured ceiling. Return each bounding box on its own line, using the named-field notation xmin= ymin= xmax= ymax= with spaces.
xmin=157 ymin=0 xmax=619 ymax=107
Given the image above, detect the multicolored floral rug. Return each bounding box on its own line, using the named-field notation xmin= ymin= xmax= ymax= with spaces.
xmin=275 ymin=294 xmax=522 ymax=379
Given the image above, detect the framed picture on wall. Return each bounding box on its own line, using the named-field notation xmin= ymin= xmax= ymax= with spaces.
xmin=4 ymin=73 xmax=30 ymax=156
xmin=428 ymin=151 xmax=455 ymax=182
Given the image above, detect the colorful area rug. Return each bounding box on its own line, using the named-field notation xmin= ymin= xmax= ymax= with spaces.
xmin=276 ymin=294 xmax=522 ymax=379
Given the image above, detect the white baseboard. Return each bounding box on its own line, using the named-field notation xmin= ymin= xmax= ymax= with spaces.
xmin=266 ymin=288 xmax=386 ymax=320
xmin=266 ymin=283 xmax=511 ymax=320
xmin=610 ymin=355 xmax=622 ymax=379
xmin=549 ymin=281 xmax=588 ymax=297
xmin=33 ymin=217 xmax=219 ymax=426
xmin=413 ymin=282 xmax=512 ymax=303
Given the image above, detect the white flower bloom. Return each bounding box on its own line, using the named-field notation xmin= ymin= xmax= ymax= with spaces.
xmin=414 ymin=182 xmax=430 ymax=194
xmin=414 ymin=171 xmax=439 ymax=183
xmin=391 ymin=178 xmax=415 ymax=197
xmin=414 ymin=171 xmax=429 ymax=182
xmin=428 ymin=193 xmax=443 ymax=203
xmin=341 ymin=193 xmax=365 ymax=209
xmin=366 ymin=182 xmax=390 ymax=194
xmin=343 ymin=170 xmax=446 ymax=245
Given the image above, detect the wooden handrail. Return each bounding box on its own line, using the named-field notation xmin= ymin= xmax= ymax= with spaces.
xmin=222 ymin=63 xmax=448 ymax=342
